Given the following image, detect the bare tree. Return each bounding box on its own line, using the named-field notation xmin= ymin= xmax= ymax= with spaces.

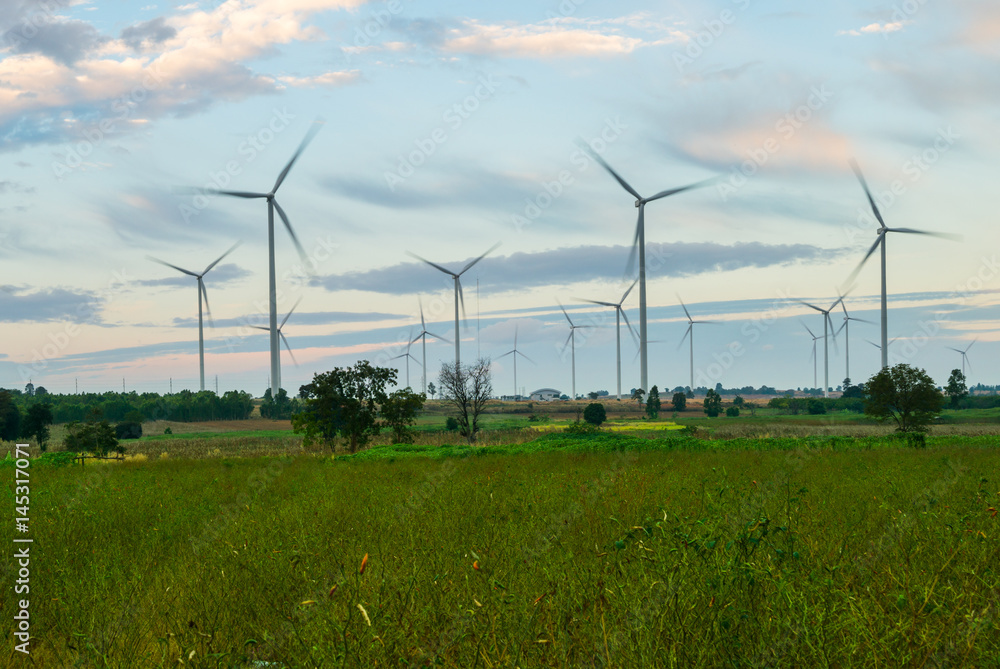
xmin=438 ymin=358 xmax=492 ymax=444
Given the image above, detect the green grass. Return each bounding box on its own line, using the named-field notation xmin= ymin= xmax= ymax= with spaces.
xmin=2 ymin=434 xmax=998 ymax=667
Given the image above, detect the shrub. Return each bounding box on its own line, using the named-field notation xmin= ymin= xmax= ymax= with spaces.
xmin=115 ymin=421 xmax=143 ymax=440
xmin=164 ymin=427 xmax=173 ymax=435
xmin=564 ymin=421 xmax=599 ymax=435
xmin=725 ymin=406 xmax=740 ymax=418
xmin=445 ymin=417 xmax=459 ymax=431
xmin=583 ymin=403 xmax=607 ymax=426
xmin=807 ymin=399 xmax=827 ymax=415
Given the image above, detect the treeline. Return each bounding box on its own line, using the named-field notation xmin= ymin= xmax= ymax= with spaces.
xmin=0 ymin=389 xmax=255 ymax=424
xmin=767 ymin=396 xmax=866 ymax=415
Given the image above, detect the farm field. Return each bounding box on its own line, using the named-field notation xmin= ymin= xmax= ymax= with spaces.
xmin=1 ymin=412 xmax=999 ymax=667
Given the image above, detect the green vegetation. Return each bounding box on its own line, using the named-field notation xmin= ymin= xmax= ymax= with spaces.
xmin=704 ymin=389 xmax=723 ymax=417
xmin=645 ymin=385 xmax=661 ymax=419
xmin=583 ymin=402 xmax=607 ymax=426
xmin=865 ymin=363 xmax=944 ymax=434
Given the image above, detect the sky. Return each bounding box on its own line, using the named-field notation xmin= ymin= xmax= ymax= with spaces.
xmin=0 ymin=0 xmax=998 ymax=398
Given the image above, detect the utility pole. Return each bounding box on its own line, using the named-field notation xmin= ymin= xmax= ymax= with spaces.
xmin=215 ymin=375 xmax=219 ymax=395
xmin=169 ymin=378 xmax=172 ymax=394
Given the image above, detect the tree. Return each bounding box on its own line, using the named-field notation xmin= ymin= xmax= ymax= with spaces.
xmin=583 ymin=402 xmax=607 ymax=426
xmin=261 ymin=387 xmax=294 ymax=420
xmin=631 ymin=388 xmax=645 ymax=407
xmin=745 ymin=401 xmax=758 ymax=417
xmin=21 ymin=403 xmax=54 ymax=451
xmin=703 ymin=389 xmax=722 ymax=418
xmin=64 ymin=408 xmax=121 ymax=456
xmin=0 ymin=391 xmax=22 ymax=442
xmin=671 ymin=392 xmax=687 ymax=412
xmin=438 ymin=358 xmax=492 ymax=444
xmin=864 ymin=364 xmax=944 ymax=433
xmin=733 ymin=395 xmax=745 ymax=408
xmin=588 ymin=391 xmax=600 ymax=400
xmin=725 ymin=406 xmax=740 ymax=417
xmin=381 ymin=388 xmax=426 ymax=444
xmin=427 ymin=382 xmax=436 ymax=399
xmin=842 ymin=377 xmax=865 ymax=399
xmin=807 ymin=399 xmax=827 ymax=415
xmin=645 ymin=385 xmax=661 ymax=419
xmin=293 ymin=361 xmax=396 ymax=453
xmin=115 ymin=410 xmax=144 ymax=440
xmin=945 ymin=369 xmax=968 ymax=409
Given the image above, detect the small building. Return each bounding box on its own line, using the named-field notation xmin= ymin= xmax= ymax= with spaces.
xmin=529 ymin=388 xmax=562 ymax=401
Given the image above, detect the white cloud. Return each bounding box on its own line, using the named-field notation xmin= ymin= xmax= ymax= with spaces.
xmin=837 ymin=21 xmax=908 ymax=37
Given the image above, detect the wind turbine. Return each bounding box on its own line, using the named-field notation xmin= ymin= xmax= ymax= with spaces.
xmin=391 ymin=333 xmax=420 ymax=389
xmin=578 ymin=140 xmax=716 ymax=394
xmin=847 ymin=159 xmax=959 ymax=369
xmin=496 ymin=324 xmax=534 ymax=399
xmin=677 ymin=296 xmax=718 ymax=395
xmin=947 ymin=339 xmax=976 ymax=376
xmin=834 ymin=300 xmax=873 ymax=383
xmin=580 ymin=279 xmax=638 ymax=400
xmin=147 ymin=241 xmax=242 ymax=392
xmin=408 ymin=243 xmax=500 ymax=367
xmin=558 ymin=301 xmax=593 ymax=400
xmin=802 ymin=322 xmax=826 ymax=390
xmin=250 ymin=298 xmax=300 ymax=390
xmin=200 ymin=119 xmax=323 ymax=397
xmin=410 ymin=299 xmax=451 ymax=395
xmin=795 ymin=296 xmax=843 ymax=397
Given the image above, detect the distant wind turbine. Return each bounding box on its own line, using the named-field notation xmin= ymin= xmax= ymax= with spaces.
xmin=846 ymin=159 xmax=960 ymax=369
xmin=678 ymin=296 xmax=718 ymax=395
xmin=578 ymin=140 xmax=717 ymax=393
xmin=795 ymin=296 xmax=843 ymax=397
xmin=802 ymin=322 xmax=826 ymax=390
xmin=834 ymin=300 xmax=873 ymax=383
xmin=947 ymin=339 xmax=976 ymax=376
xmin=410 ymin=298 xmax=451 ymax=395
xmin=147 ymin=241 xmax=242 ymax=392
xmin=558 ymin=301 xmax=594 ymax=400
xmin=196 ymin=119 xmax=323 ymax=398
xmin=497 ymin=323 xmax=534 ymax=399
xmin=408 ymin=243 xmax=500 ymax=367
xmin=580 ymin=279 xmax=638 ymax=400
xmin=392 ymin=333 xmax=420 ymax=389
xmin=251 ymin=297 xmax=301 ymax=390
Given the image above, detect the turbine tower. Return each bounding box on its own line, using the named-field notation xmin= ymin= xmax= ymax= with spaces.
xmin=847 ymin=159 xmax=959 ymax=369
xmin=580 ymin=279 xmax=638 ymax=400
xmin=410 ymin=299 xmax=451 ymax=395
xmin=201 ymin=119 xmax=323 ymax=397
xmin=409 ymin=243 xmax=500 ymax=367
xmin=147 ymin=241 xmax=242 ymax=392
xmin=391 ymin=334 xmax=420 ymax=389
xmin=803 ymin=322 xmax=825 ymax=390
xmin=558 ymin=301 xmax=593 ymax=400
xmin=250 ymin=298 xmax=300 ymax=391
xmin=497 ymin=323 xmax=534 ymax=399
xmin=578 ymin=140 xmax=716 ymax=393
xmin=947 ymin=339 xmax=976 ymax=376
xmin=795 ymin=296 xmax=843 ymax=397
xmin=835 ymin=300 xmax=872 ymax=383
xmin=678 ymin=296 xmax=718 ymax=395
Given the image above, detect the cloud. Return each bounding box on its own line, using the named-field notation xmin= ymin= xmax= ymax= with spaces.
xmin=97 ymin=187 xmax=247 ymax=246
xmin=0 ymin=180 xmax=35 ymax=194
xmin=837 ymin=21 xmax=907 ymax=37
xmin=279 ymin=70 xmax=361 ymax=87
xmin=120 ymin=16 xmax=177 ymax=50
xmin=137 ymin=263 xmax=253 ymax=288
xmin=3 ymin=19 xmax=106 ymax=65
xmin=317 ymin=242 xmax=845 ymax=295
xmin=0 ymin=285 xmax=103 ymax=323
xmin=171 ymin=309 xmax=406 ymax=328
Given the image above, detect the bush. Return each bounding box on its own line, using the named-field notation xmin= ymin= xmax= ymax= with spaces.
xmin=807 ymin=399 xmax=827 ymax=415
xmin=564 ymin=421 xmax=599 ymax=435
xmin=725 ymin=406 xmax=740 ymax=418
xmin=115 ymin=421 xmax=143 ymax=440
xmin=445 ymin=417 xmax=459 ymax=431
xmin=671 ymin=393 xmax=687 ymax=412
xmin=583 ymin=403 xmax=607 ymax=426
xmin=164 ymin=427 xmax=173 ymax=435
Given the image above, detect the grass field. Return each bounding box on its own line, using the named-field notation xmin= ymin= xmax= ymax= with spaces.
xmin=2 ymin=419 xmax=999 ymax=667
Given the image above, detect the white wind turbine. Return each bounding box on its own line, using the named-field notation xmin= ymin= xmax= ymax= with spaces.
xmin=947 ymin=339 xmax=976 ymax=376
xmin=250 ymin=298 xmax=301 ymax=390
xmin=558 ymin=301 xmax=594 ymax=400
xmin=677 ymin=296 xmax=718 ymax=395
xmin=392 ymin=334 xmax=420 ymax=389
xmin=408 ymin=243 xmax=500 ymax=367
xmin=410 ymin=299 xmax=451 ymax=395
xmin=199 ymin=120 xmax=323 ymax=397
xmin=847 ymin=159 xmax=959 ymax=369
xmin=795 ymin=296 xmax=843 ymax=397
xmin=496 ymin=323 xmax=534 ymax=399
xmin=834 ymin=300 xmax=873 ymax=383
xmin=578 ymin=140 xmax=716 ymax=393
xmin=147 ymin=241 xmax=242 ymax=392
xmin=580 ymin=279 xmax=638 ymax=400
xmin=802 ymin=322 xmax=826 ymax=390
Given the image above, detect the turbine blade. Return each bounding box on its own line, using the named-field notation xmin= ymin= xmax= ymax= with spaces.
xmin=272 ymin=199 xmax=310 ymax=264
xmin=846 ymin=235 xmax=884 ymax=285
xmin=459 ymin=241 xmax=501 ymax=275
xmin=201 ymin=280 xmax=214 ymax=328
xmin=620 ymin=308 xmax=639 ymax=346
xmin=849 ymin=159 xmax=887 ymax=229
xmin=794 ymin=299 xmax=825 ymax=314
xmin=677 ymin=324 xmax=691 ymax=351
xmin=946 ymin=347 xmax=964 ymax=354
xmin=419 ymin=297 xmax=426 ymax=329
xmin=965 ymin=338 xmax=977 ymax=353
xmin=215 ymin=190 xmax=268 ymax=199
xmin=426 ymin=330 xmax=452 ymax=344
xmin=886 ymin=227 xmax=962 ymax=241
xmin=562 ymin=330 xmax=574 ymax=352
xmin=580 ymin=298 xmax=616 ymax=307
xmin=849 ymin=316 xmax=875 ymax=324
xmin=517 ymin=350 xmax=536 ymax=365
xmin=202 ymin=240 xmax=243 ymax=275
xmin=643 ymin=175 xmax=720 ymax=203
xmin=802 ymin=321 xmax=817 ymax=339
xmin=280 ymin=296 xmax=302 ymax=329
xmin=619 ymin=278 xmax=638 ymax=304
xmin=514 ymin=322 xmax=519 ymax=349
xmin=458 ymin=279 xmax=466 ymax=323
xmin=866 ymin=339 xmax=880 ymax=349
xmin=272 ymin=118 xmax=324 ymax=193
xmin=575 ymin=138 xmax=641 ymax=200
xmin=497 ymin=350 xmax=515 ymax=359
xmin=407 ymin=251 xmax=456 ymax=277
xmin=147 ymin=256 xmax=198 ymax=277
xmin=677 ymin=295 xmax=693 ymax=322
xmin=250 ymin=325 xmax=269 ymax=331
xmin=624 ymin=207 xmax=642 ymax=277
xmin=279 ymin=331 xmax=299 ymax=367
xmin=557 ymin=301 xmax=574 ymax=327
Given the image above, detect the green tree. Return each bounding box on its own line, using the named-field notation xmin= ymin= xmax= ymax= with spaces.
xmin=381 ymin=388 xmax=426 ymax=444
xmin=733 ymin=395 xmax=745 ymax=408
xmin=671 ymin=392 xmax=687 ymax=412
xmin=945 ymin=369 xmax=968 ymax=408
xmin=583 ymin=402 xmax=607 ymax=426
xmin=0 ymin=390 xmax=21 ymax=442
xmin=115 ymin=410 xmax=144 ymax=440
xmin=293 ymin=361 xmax=397 ymax=453
xmin=645 ymin=385 xmax=661 ymax=419
xmin=703 ymin=389 xmax=722 ymax=418
xmin=21 ymin=403 xmax=54 ymax=451
xmin=261 ymin=387 xmax=295 ymax=420
xmin=427 ymin=382 xmax=436 ymax=399
xmin=864 ymin=364 xmax=943 ymax=433
xmin=725 ymin=406 xmax=740 ymax=417
xmin=631 ymin=388 xmax=645 ymax=407
xmin=438 ymin=358 xmax=493 ymax=444
xmin=64 ymin=408 xmax=122 ymax=456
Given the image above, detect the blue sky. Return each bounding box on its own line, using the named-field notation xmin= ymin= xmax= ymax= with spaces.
xmin=0 ymin=0 xmax=997 ymax=397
